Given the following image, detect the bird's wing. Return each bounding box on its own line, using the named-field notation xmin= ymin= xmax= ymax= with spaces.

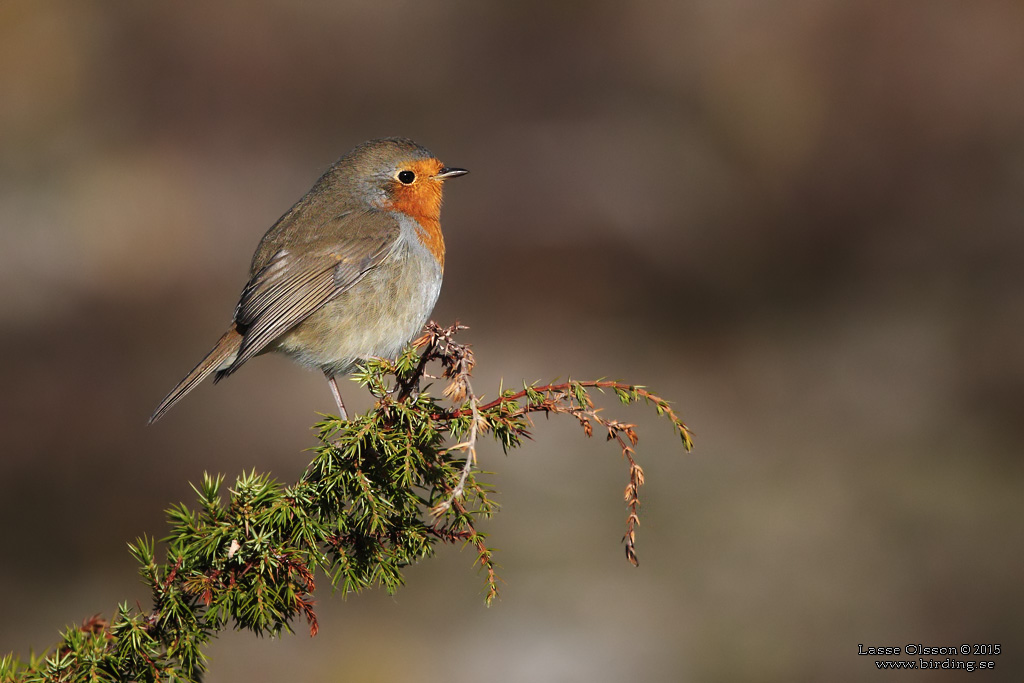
xmin=223 ymin=215 xmax=400 ymax=374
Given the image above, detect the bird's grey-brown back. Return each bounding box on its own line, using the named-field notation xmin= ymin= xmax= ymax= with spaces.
xmin=250 ymin=138 xmax=435 ymax=274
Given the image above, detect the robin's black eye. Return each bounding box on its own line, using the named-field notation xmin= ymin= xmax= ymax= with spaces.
xmin=397 ymin=170 xmax=415 ymax=184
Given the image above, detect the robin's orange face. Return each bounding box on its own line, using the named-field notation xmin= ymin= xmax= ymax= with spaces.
xmin=385 ymin=158 xmax=447 ymax=221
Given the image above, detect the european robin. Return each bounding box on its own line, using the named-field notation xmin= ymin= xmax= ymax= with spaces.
xmin=149 ymin=137 xmax=467 ymax=423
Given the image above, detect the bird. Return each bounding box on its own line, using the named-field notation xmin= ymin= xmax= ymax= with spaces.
xmin=149 ymin=137 xmax=467 ymax=423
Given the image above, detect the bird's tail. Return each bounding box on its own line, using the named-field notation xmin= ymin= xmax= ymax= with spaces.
xmin=148 ymin=327 xmax=243 ymax=424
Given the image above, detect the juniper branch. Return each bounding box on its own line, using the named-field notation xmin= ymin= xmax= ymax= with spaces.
xmin=1 ymin=321 xmax=693 ymax=683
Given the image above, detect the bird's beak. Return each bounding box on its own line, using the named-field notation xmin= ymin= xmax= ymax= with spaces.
xmin=436 ymin=167 xmax=469 ymax=180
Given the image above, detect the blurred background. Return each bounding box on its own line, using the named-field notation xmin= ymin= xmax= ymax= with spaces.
xmin=2 ymin=1 xmax=1022 ymax=681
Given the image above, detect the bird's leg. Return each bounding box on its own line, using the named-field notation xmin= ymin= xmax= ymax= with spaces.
xmin=325 ymin=372 xmax=349 ymax=420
